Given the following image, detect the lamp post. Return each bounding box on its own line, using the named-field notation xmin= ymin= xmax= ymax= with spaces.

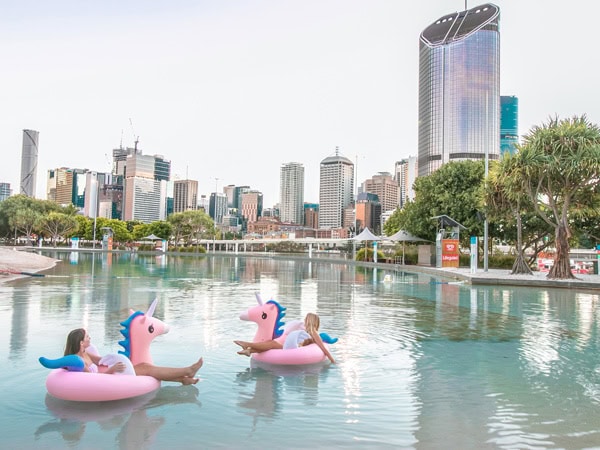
xmin=352 ymin=154 xmax=358 ymax=261
xmin=91 ymin=177 xmax=98 ymax=250
xmin=484 ymin=95 xmax=489 ymax=272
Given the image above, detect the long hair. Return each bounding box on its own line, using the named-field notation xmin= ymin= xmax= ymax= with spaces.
xmin=304 ymin=313 xmax=320 ymax=334
xmin=64 ymin=328 xmax=86 ymax=356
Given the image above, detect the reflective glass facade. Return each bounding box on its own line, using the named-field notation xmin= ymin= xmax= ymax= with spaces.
xmin=500 ymin=95 xmax=519 ymax=157
xmin=418 ymin=4 xmax=500 ymax=177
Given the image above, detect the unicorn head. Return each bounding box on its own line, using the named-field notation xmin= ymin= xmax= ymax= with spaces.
xmin=118 ymin=299 xmax=169 ymax=366
xmin=239 ymin=293 xmax=286 ymax=343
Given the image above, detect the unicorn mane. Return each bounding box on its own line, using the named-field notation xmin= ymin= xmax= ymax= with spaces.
xmin=267 ymin=300 xmax=286 ymax=339
xmin=118 ymin=311 xmax=144 ymax=359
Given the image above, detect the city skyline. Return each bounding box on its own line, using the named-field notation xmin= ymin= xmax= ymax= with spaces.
xmin=2 ymin=1 xmax=600 ymax=206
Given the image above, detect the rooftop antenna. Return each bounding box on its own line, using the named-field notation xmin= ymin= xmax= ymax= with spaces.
xmin=335 ymin=145 xmax=339 ymax=156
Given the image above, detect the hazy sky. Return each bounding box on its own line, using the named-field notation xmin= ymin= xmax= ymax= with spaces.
xmin=2 ymin=1 xmax=599 ymax=207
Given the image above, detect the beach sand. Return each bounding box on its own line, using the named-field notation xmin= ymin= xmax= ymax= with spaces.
xmin=0 ymin=247 xmax=59 ymax=283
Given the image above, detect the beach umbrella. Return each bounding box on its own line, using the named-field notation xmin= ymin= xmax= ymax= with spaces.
xmin=384 ymin=230 xmax=430 ymax=265
xmin=351 ymin=228 xmax=382 ymax=262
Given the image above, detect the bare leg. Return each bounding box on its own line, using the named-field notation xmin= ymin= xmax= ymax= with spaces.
xmin=135 ymin=358 xmax=203 ymax=384
xmin=233 ymin=340 xmax=282 ymax=355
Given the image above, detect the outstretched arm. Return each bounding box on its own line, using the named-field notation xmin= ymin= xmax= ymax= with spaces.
xmin=308 ymin=330 xmax=336 ymax=364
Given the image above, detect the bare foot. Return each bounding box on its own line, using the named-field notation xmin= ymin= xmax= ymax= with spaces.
xmin=181 ymin=376 xmax=199 ymax=385
xmin=189 ymin=357 xmax=203 ymax=377
xmin=237 ymin=347 xmax=252 ymax=357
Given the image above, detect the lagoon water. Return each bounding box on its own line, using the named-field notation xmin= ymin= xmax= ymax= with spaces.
xmin=1 ymin=251 xmax=599 ymax=449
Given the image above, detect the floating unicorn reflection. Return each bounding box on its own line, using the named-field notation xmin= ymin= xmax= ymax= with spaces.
xmin=236 ymin=294 xmax=338 ymax=365
xmin=39 ymin=299 xmax=203 ymax=401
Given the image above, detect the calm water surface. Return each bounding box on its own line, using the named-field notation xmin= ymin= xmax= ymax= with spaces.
xmin=1 ymin=252 xmax=599 ymax=449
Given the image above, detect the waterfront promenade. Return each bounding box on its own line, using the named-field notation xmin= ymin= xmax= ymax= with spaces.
xmin=1 ymin=246 xmax=599 ymax=290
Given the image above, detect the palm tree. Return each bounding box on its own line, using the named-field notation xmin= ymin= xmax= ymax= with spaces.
xmin=513 ymin=116 xmax=600 ymax=279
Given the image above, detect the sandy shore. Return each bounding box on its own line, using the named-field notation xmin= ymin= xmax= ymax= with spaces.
xmin=0 ymin=247 xmax=60 ymax=283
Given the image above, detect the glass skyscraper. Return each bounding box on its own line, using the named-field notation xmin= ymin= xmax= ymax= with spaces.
xmin=418 ymin=3 xmax=500 ymax=177
xmin=500 ymin=95 xmax=519 ymax=157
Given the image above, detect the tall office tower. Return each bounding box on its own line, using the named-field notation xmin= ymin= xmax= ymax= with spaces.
xmin=395 ymin=157 xmax=418 ymax=208
xmin=363 ymin=172 xmax=399 ymax=214
xmin=46 ymin=168 xmax=87 ymax=207
xmin=500 ymin=95 xmax=519 ymax=157
xmin=233 ymin=186 xmax=250 ymax=210
xmin=153 ymin=155 xmax=171 ymax=182
xmin=279 ymin=162 xmax=305 ymax=224
xmin=356 ymin=192 xmax=382 ymax=234
xmin=418 ymin=4 xmax=500 ymax=177
xmin=318 ymin=149 xmax=354 ymax=229
xmin=173 ymin=180 xmax=198 ymax=213
xmin=123 ymin=154 xmax=168 ymax=223
xmin=20 ymin=129 xmax=39 ymax=197
xmin=240 ymin=190 xmax=263 ymax=224
xmin=84 ymin=171 xmax=112 ymax=219
xmin=0 ymin=182 xmax=11 ymax=201
xmin=209 ymin=192 xmax=228 ymax=224
xmin=223 ymin=184 xmax=236 ymax=207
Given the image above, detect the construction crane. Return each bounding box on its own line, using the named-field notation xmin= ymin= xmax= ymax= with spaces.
xmin=129 ymin=118 xmax=139 ymax=151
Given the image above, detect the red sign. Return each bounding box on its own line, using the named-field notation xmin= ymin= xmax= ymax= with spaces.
xmin=442 ymin=239 xmax=459 ymax=267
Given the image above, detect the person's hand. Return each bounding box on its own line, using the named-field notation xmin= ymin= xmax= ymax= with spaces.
xmin=107 ymin=362 xmax=126 ymax=374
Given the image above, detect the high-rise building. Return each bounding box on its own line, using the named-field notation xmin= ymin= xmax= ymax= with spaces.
xmin=240 ymin=190 xmax=263 ymax=224
xmin=318 ymin=149 xmax=354 ymax=229
xmin=46 ymin=167 xmax=87 ymax=208
xmin=303 ymin=203 xmax=319 ymax=229
xmin=20 ymin=129 xmax=39 ymax=197
xmin=356 ymin=192 xmax=382 ymax=234
xmin=395 ymin=157 xmax=418 ymax=208
xmin=0 ymin=182 xmax=11 ymax=201
xmin=209 ymin=192 xmax=228 ymax=224
xmin=362 ymin=172 xmax=399 ymax=214
xmin=418 ymin=3 xmax=500 ymax=177
xmin=279 ymin=162 xmax=305 ymax=225
xmin=173 ymin=180 xmax=198 ymax=213
xmin=500 ymin=95 xmax=519 ymax=157
xmin=84 ymin=171 xmax=111 ymax=219
xmin=122 ymin=153 xmax=169 ymax=223
xmin=223 ymin=184 xmax=236 ymax=208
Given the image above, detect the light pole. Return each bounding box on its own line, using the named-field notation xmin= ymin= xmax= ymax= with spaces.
xmin=91 ymin=177 xmax=98 ymax=250
xmin=484 ymin=95 xmax=489 ymax=272
xmin=352 ymin=154 xmax=358 ymax=261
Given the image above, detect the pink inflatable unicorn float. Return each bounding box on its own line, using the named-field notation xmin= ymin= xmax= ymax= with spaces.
xmin=39 ymin=299 xmax=171 ymax=401
xmin=238 ymin=294 xmax=338 ymax=366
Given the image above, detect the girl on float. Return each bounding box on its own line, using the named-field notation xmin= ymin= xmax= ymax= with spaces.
xmin=234 ymin=313 xmax=336 ymax=364
xmin=64 ymin=328 xmax=203 ymax=384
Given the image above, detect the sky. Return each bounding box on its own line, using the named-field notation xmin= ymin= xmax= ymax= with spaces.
xmin=2 ymin=1 xmax=600 ymax=208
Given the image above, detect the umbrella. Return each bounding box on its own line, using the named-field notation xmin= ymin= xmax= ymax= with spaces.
xmin=143 ymin=234 xmax=162 ymax=241
xmin=384 ymin=230 xmax=430 ymax=265
xmin=351 ymin=228 xmax=381 ymax=241
xmin=351 ymin=228 xmax=381 ymax=262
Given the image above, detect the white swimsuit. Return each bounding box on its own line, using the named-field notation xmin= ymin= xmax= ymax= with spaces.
xmin=283 ymin=330 xmax=311 ymax=349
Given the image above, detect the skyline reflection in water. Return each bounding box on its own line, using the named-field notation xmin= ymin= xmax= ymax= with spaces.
xmin=0 ymin=252 xmax=598 ymax=449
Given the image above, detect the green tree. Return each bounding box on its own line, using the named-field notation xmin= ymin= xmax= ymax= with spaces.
xmin=485 ymin=158 xmax=534 ymax=274
xmin=10 ymin=209 xmax=43 ymax=244
xmin=383 ymin=160 xmax=486 ymax=248
xmin=39 ymin=212 xmax=79 ymax=246
xmin=167 ymin=211 xmax=214 ymax=246
xmin=515 ymin=116 xmax=600 ymax=279
xmin=0 ymin=195 xmax=59 ymax=241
